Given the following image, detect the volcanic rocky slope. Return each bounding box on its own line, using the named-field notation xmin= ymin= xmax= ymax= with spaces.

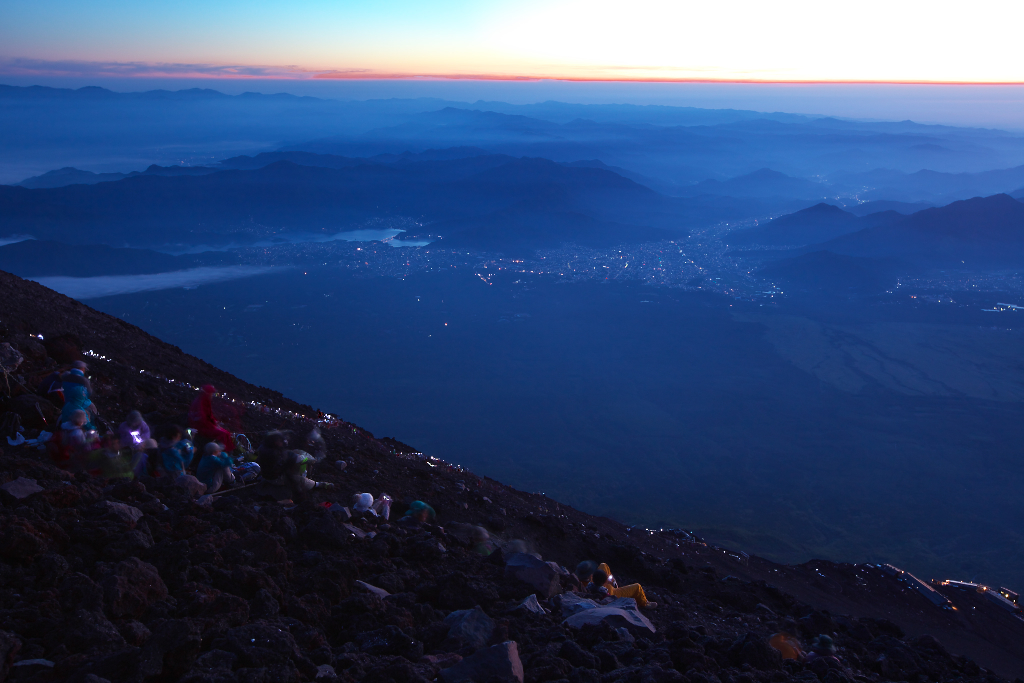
xmin=0 ymin=269 xmax=1022 ymax=683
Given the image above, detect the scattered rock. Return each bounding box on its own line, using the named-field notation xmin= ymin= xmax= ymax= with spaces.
xmin=0 ymin=342 xmax=24 ymax=371
xmin=559 ymin=592 xmax=600 ymax=617
xmin=504 ymin=552 xmax=561 ymax=598
xmin=440 ymin=640 xmax=524 ymax=683
xmin=511 ymin=594 xmax=548 ymax=615
xmin=173 ymin=475 xmax=208 ymax=498
xmin=355 ymin=580 xmax=390 ymax=599
xmin=96 ymin=499 xmax=144 ymax=525
xmin=562 ymin=598 xmax=656 ymax=634
xmin=97 ymin=557 xmax=169 ymax=618
xmin=444 ymin=606 xmax=495 ymax=649
xmin=1 ymin=477 xmax=42 ymax=500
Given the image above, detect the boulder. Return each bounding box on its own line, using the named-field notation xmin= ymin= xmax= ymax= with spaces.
xmin=96 ymin=500 xmax=144 ymax=526
xmin=1 ymin=477 xmax=43 ymax=500
xmin=0 ymin=343 xmax=24 ymax=372
xmin=355 ymin=580 xmax=390 ymax=599
xmin=558 ymin=592 xmax=600 ymax=617
xmin=10 ymin=659 xmax=54 ymax=678
xmin=440 ymin=641 xmax=524 ymax=683
xmin=511 ymin=594 xmax=548 ymax=615
xmin=444 ymin=606 xmax=495 ymax=649
xmin=562 ymin=598 xmax=655 ymax=634
xmin=173 ymin=475 xmax=207 ymax=498
xmin=97 ymin=557 xmax=169 ymax=618
xmin=504 ymin=553 xmax=560 ymax=598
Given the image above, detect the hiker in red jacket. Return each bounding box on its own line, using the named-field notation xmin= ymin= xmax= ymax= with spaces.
xmin=188 ymin=384 xmax=235 ymax=453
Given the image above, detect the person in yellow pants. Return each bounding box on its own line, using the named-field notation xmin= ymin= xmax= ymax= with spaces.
xmin=590 ymin=562 xmax=657 ymax=609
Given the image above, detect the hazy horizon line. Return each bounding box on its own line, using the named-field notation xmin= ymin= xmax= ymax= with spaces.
xmin=5 ymin=57 xmax=1024 ymax=86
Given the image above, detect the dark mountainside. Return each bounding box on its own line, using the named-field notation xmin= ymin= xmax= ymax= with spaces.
xmin=834 ymin=166 xmax=1024 ymax=204
xmin=679 ymin=170 xmax=828 ymax=201
xmin=0 ymin=157 xmax=681 ymax=250
xmin=2 ymin=271 xmax=1024 ymax=683
xmin=727 ymin=204 xmax=902 ymax=247
xmin=0 ymin=240 xmax=192 ymax=278
xmin=844 ymin=201 xmax=934 ymax=217
xmin=819 ymin=194 xmax=1024 ymax=267
xmin=16 ymin=165 xmax=219 ymax=190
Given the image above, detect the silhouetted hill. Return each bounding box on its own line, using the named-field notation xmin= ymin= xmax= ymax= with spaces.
xmin=0 ymin=156 xmax=683 ymax=249
xmin=845 ymin=200 xmax=934 ymax=216
xmin=835 ymin=165 xmax=1024 ymax=203
xmin=729 ymin=203 xmax=902 ymax=247
xmin=0 ymin=239 xmax=192 ymax=277
xmin=822 ymin=194 xmax=1024 ymax=267
xmin=15 ymin=164 xmax=218 ymax=189
xmin=0 ymin=83 xmax=320 ymax=103
xmin=682 ymin=168 xmax=828 ymax=200
xmin=14 ymin=167 xmax=129 ymax=189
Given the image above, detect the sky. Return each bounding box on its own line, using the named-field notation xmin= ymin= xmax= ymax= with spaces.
xmin=3 ymin=0 xmax=1024 ymax=84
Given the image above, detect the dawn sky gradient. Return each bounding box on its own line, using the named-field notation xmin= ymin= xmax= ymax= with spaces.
xmin=3 ymin=0 xmax=1024 ymax=83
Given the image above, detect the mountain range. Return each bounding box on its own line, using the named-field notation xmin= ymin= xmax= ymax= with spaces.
xmin=0 ymin=154 xmax=683 ymax=251
xmin=728 ymin=203 xmax=903 ymax=247
xmin=820 ymin=193 xmax=1024 ymax=268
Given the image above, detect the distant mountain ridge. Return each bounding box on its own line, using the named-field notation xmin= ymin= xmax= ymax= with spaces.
xmin=682 ymin=168 xmax=830 ymax=200
xmin=0 ymin=155 xmax=683 ymax=251
xmin=729 ymin=203 xmax=901 ymax=247
xmin=835 ymin=165 xmax=1024 ymax=204
xmin=0 ymin=239 xmax=194 ymax=277
xmin=818 ymin=193 xmax=1024 ymax=268
xmin=16 ymin=164 xmax=218 ymax=189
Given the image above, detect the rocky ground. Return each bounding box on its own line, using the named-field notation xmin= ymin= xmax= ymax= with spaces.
xmin=1 ymin=270 xmax=1022 ymax=683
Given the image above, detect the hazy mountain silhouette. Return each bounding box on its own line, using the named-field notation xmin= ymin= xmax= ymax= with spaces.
xmin=835 ymin=165 xmax=1024 ymax=203
xmin=217 ymin=146 xmax=494 ymax=172
xmin=0 ymin=156 xmax=684 ymax=248
xmin=728 ymin=203 xmax=901 ymax=247
xmin=821 ymin=193 xmax=1024 ymax=267
xmin=682 ymin=168 xmax=829 ymax=200
xmin=16 ymin=164 xmax=218 ymax=189
xmin=844 ymin=199 xmax=934 ymax=216
xmin=0 ymin=239 xmax=189 ymax=276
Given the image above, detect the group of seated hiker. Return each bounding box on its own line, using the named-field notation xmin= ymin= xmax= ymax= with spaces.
xmin=44 ymin=368 xmax=449 ymax=523
xmin=56 ymin=405 xmax=240 ymax=492
xmin=572 ymin=560 xmax=658 ymax=609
